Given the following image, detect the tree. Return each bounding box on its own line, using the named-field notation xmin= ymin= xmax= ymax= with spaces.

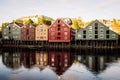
xmin=112 ymin=18 xmax=120 ymax=34
xmin=24 ymin=19 xmax=34 ymax=25
xmin=71 ymin=19 xmax=79 ymax=30
xmin=38 ymin=16 xmax=52 ymax=25
xmin=2 ymin=22 xmax=9 ymax=29
xmin=14 ymin=19 xmax=24 ymax=24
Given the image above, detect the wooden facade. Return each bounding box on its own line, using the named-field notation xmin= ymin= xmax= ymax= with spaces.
xmin=35 ymin=24 xmax=48 ymax=41
xmin=49 ymin=18 xmax=75 ymax=42
xmin=75 ymin=20 xmax=119 ymax=40
xmin=21 ymin=24 xmax=35 ymax=41
xmin=2 ymin=22 xmax=22 ymax=40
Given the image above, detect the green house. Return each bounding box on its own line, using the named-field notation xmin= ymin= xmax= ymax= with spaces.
xmin=2 ymin=22 xmax=22 ymax=40
xmin=75 ymin=20 xmax=119 ymax=40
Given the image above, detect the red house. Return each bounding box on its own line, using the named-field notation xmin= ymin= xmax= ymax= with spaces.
xmin=21 ymin=24 xmax=35 ymax=41
xmin=49 ymin=18 xmax=75 ymax=42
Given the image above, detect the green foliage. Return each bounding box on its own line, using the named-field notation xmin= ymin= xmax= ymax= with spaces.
xmin=71 ymin=19 xmax=79 ymax=30
xmin=85 ymin=20 xmax=94 ymax=26
xmin=38 ymin=16 xmax=52 ymax=26
xmin=24 ymin=19 xmax=34 ymax=25
xmin=2 ymin=22 xmax=9 ymax=29
xmin=14 ymin=19 xmax=24 ymax=24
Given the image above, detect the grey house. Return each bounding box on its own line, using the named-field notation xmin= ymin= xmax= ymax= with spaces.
xmin=75 ymin=20 xmax=119 ymax=40
xmin=2 ymin=22 xmax=22 ymax=40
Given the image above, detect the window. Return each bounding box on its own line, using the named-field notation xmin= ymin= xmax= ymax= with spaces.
xmin=64 ymin=28 xmax=68 ymax=31
xmin=44 ymin=29 xmax=46 ymax=31
xmin=100 ymin=26 xmax=103 ymax=28
xmin=100 ymin=34 xmax=104 ymax=38
xmin=9 ymin=27 xmax=11 ymax=30
xmin=58 ymin=20 xmax=60 ymax=23
xmin=62 ymin=24 xmax=65 ymax=26
xmin=106 ymin=35 xmax=109 ymax=38
xmin=89 ymin=26 xmax=92 ymax=29
xmin=58 ymin=32 xmax=61 ymax=35
xmin=95 ymin=31 xmax=98 ymax=34
xmin=83 ymin=35 xmax=86 ymax=38
xmin=112 ymin=34 xmax=116 ymax=38
xmin=83 ymin=30 xmax=86 ymax=34
xmin=95 ymin=27 xmax=98 ymax=30
xmin=95 ymin=35 xmax=98 ymax=39
xmin=64 ymin=32 xmax=68 ymax=35
xmin=40 ymin=29 xmax=43 ymax=32
xmin=106 ymin=30 xmax=109 ymax=34
xmin=40 ymin=36 xmax=43 ymax=39
xmin=89 ymin=34 xmax=92 ymax=38
xmin=95 ymin=23 xmax=98 ymax=27
xmin=51 ymin=32 xmax=55 ymax=36
xmin=100 ymin=30 xmax=104 ymax=34
xmin=57 ymin=37 xmax=61 ymax=40
xmin=78 ymin=34 xmax=81 ymax=38
xmin=58 ymin=27 xmax=61 ymax=31
xmin=51 ymin=28 xmax=54 ymax=31
xmin=58 ymin=24 xmax=60 ymax=27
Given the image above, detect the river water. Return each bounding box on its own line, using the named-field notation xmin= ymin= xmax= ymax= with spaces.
xmin=0 ymin=48 xmax=120 ymax=80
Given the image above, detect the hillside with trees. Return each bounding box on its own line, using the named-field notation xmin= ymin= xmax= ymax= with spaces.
xmin=1 ymin=15 xmax=120 ymax=35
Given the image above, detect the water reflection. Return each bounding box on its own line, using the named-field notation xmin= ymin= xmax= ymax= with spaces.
xmin=0 ymin=48 xmax=120 ymax=80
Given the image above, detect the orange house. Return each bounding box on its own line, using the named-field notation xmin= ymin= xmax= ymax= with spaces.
xmin=35 ymin=24 xmax=48 ymax=41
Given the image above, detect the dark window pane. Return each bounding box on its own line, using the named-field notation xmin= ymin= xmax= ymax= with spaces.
xmin=58 ymin=27 xmax=60 ymax=31
xmin=106 ymin=30 xmax=109 ymax=34
xmin=57 ymin=37 xmax=61 ymax=40
xmin=106 ymin=35 xmax=109 ymax=38
xmin=58 ymin=32 xmax=61 ymax=35
xmin=83 ymin=30 xmax=86 ymax=34
xmin=58 ymin=20 xmax=60 ymax=23
xmin=95 ymin=27 xmax=98 ymax=30
xmin=95 ymin=31 xmax=98 ymax=34
xmin=95 ymin=35 xmax=98 ymax=39
xmin=95 ymin=23 xmax=98 ymax=27
xmin=83 ymin=35 xmax=86 ymax=38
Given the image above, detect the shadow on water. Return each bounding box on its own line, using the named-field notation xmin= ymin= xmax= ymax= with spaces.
xmin=0 ymin=47 xmax=120 ymax=80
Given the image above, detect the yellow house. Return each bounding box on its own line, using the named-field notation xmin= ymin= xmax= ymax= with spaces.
xmin=35 ymin=51 xmax=48 ymax=66
xmin=35 ymin=24 xmax=48 ymax=41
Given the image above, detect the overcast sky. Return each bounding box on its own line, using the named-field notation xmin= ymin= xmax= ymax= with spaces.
xmin=0 ymin=0 xmax=120 ymax=24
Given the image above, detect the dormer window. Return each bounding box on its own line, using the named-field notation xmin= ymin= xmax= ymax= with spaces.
xmin=95 ymin=23 xmax=98 ymax=27
xmin=58 ymin=20 xmax=60 ymax=23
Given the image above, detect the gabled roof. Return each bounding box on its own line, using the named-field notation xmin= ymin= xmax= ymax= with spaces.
xmin=79 ymin=19 xmax=119 ymax=35
xmin=49 ymin=18 xmax=72 ymax=29
xmin=9 ymin=22 xmax=23 ymax=28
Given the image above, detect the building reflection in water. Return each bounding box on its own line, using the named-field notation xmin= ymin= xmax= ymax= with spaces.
xmin=49 ymin=51 xmax=71 ymax=75
xmin=1 ymin=48 xmax=120 ymax=78
xmin=2 ymin=52 xmax=21 ymax=69
xmin=2 ymin=49 xmax=71 ymax=75
xmin=74 ymin=49 xmax=119 ymax=73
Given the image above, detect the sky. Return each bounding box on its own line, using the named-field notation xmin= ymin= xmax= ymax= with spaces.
xmin=0 ymin=0 xmax=120 ymax=25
